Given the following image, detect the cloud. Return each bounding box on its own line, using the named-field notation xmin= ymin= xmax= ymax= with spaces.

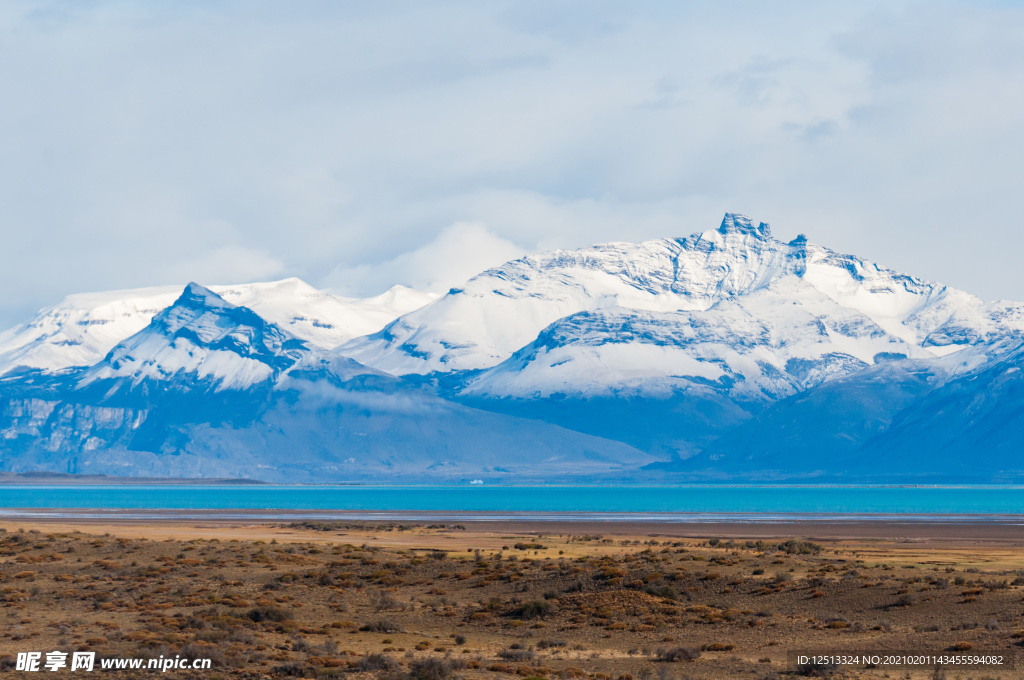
xmin=1 ymin=1 xmax=1024 ymax=327
xmin=324 ymin=222 xmax=524 ymax=296
xmin=159 ymin=245 xmax=287 ymax=288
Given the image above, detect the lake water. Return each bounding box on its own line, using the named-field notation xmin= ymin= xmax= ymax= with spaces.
xmin=1 ymin=485 xmax=1023 ymax=519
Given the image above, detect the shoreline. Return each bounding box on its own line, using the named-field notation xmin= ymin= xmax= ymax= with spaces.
xmin=2 ymin=508 xmax=1024 ymax=540
xmin=5 ymin=479 xmax=1024 ymax=488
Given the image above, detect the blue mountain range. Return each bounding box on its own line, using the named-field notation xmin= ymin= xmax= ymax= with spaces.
xmin=2 ymin=214 xmax=1022 ymax=482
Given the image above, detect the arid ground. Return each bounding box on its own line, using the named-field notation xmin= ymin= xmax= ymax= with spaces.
xmin=1 ymin=517 xmax=1022 ymax=679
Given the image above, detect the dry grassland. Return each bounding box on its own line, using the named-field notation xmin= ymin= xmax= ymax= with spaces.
xmin=0 ymin=521 xmax=1022 ymax=679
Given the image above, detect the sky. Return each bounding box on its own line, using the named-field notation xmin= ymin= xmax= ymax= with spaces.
xmin=1 ymin=0 xmax=1023 ymax=328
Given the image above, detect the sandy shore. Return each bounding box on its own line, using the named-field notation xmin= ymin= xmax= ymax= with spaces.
xmin=2 ymin=507 xmax=1024 ymax=541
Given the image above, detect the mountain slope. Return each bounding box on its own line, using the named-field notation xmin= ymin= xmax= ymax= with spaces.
xmin=857 ymin=340 xmax=1024 ymax=478
xmin=457 ymin=276 xmax=922 ymax=402
xmin=449 ymin=279 xmax=924 ymax=457
xmin=0 ymin=284 xmax=182 ymax=378
xmin=660 ymin=341 xmax=1024 ymax=482
xmin=684 ymin=358 xmax=945 ymax=480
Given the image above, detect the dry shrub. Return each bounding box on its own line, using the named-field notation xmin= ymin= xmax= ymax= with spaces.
xmin=498 ymin=648 xmax=536 ymax=662
xmin=656 ymin=647 xmax=701 ymax=662
xmin=354 ymin=653 xmax=400 ymax=671
xmin=360 ymin=619 xmax=400 ymax=633
xmin=407 ymin=658 xmax=456 ymax=680
xmin=701 ymin=643 xmax=734 ymax=651
xmin=536 ymin=639 xmax=566 ymax=649
xmin=512 ymin=600 xmax=551 ymax=620
xmin=246 ymin=606 xmax=290 ymax=623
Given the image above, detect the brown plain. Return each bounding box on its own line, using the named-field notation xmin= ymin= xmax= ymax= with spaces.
xmin=0 ymin=519 xmax=1023 ymax=679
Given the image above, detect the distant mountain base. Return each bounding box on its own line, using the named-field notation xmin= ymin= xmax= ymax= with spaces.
xmin=0 ymin=471 xmax=266 ymax=485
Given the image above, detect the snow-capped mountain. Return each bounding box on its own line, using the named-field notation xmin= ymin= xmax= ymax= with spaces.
xmin=0 ymin=278 xmax=436 ymax=377
xmin=4 ymin=212 xmax=1024 ymax=483
xmin=78 ymin=282 xmax=308 ymax=393
xmin=341 ymin=213 xmax=1024 ymax=468
xmin=0 ymin=284 xmax=649 ymax=481
xmin=342 ymin=215 xmax=1024 ymax=386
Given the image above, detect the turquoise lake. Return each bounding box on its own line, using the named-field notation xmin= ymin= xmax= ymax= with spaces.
xmin=1 ymin=485 xmax=1023 ymax=516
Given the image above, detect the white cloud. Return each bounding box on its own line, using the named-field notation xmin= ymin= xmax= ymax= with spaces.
xmin=325 ymin=222 xmax=524 ymax=296
xmin=158 ymin=246 xmax=287 ymax=288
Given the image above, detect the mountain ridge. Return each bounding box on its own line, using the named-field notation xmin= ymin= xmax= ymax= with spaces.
xmin=2 ymin=213 xmax=1022 ymax=482
xmin=0 ymin=283 xmax=650 ymax=482
xmin=0 ymin=278 xmax=437 ymax=377
xmin=340 ymin=214 xmax=1021 ymax=381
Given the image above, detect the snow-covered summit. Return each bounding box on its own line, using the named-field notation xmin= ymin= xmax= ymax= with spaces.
xmin=341 ymin=213 xmax=1023 ymax=378
xmin=718 ymin=212 xmax=771 ymax=238
xmin=176 ymin=281 xmax=230 ymax=310
xmin=80 ymin=283 xmax=307 ymax=393
xmin=359 ymin=284 xmax=440 ymax=315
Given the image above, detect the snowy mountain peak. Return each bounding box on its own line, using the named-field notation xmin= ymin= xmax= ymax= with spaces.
xmin=361 ymin=284 xmax=440 ymax=312
xmin=178 ymin=282 xmax=232 ymax=311
xmin=82 ymin=284 xmax=306 ymax=391
xmin=340 ymin=213 xmax=1024 ymax=377
xmin=152 ymin=283 xmax=276 ymax=343
xmin=718 ymin=212 xmax=771 ymax=238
